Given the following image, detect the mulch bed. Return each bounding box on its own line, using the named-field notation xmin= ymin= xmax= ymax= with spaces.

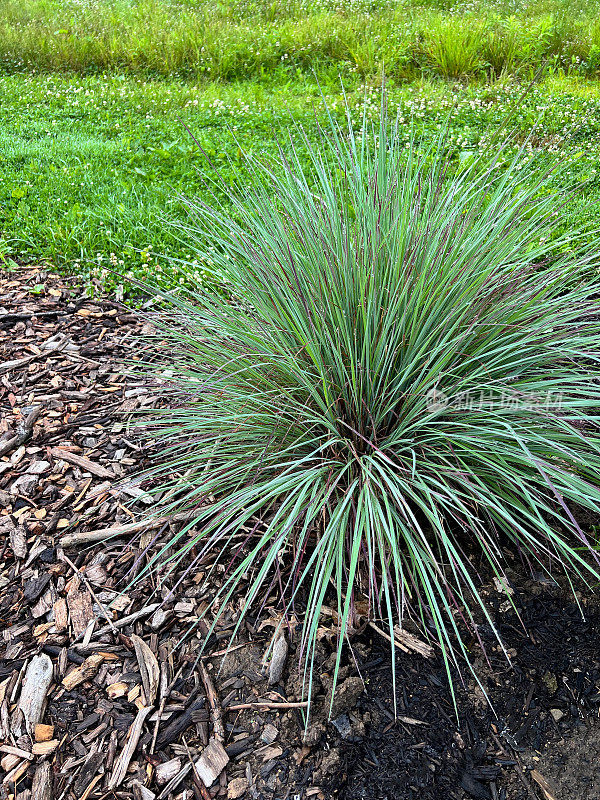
xmin=2 ymin=266 xmax=600 ymax=800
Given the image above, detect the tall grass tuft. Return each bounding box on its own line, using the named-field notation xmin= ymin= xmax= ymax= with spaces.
xmin=2 ymin=0 xmax=600 ymax=80
xmin=422 ymin=19 xmax=485 ymax=78
xmin=138 ymin=100 xmax=600 ymax=711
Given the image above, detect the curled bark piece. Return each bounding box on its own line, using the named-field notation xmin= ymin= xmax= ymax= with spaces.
xmin=268 ymin=631 xmax=288 ymax=686
xmin=18 ymin=653 xmax=53 ymax=734
xmin=131 ymin=635 xmax=160 ymax=707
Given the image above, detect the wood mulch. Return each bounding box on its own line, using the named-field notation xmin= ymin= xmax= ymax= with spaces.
xmin=1 ymin=266 xmax=379 ymax=800
xmin=2 ymin=266 xmax=600 ymax=800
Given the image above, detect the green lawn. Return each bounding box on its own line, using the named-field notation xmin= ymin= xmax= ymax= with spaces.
xmin=2 ymin=72 xmax=600 ymax=294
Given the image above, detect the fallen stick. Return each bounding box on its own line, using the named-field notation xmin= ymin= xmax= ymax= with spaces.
xmin=199 ymin=662 xmax=225 ymax=743
xmin=0 ymin=746 xmax=33 ymax=761
xmin=368 ymin=621 xmax=434 ymax=658
xmin=60 ymin=509 xmax=211 ymax=548
xmin=327 ymin=575 xmax=434 ymax=660
xmin=0 ymin=310 xmax=66 ymax=326
xmin=73 ymin=603 xmax=160 ymax=646
xmin=0 ymin=406 xmax=42 ymax=458
xmin=61 ymin=519 xmax=161 ymax=548
xmin=50 ymin=447 xmax=115 ymax=480
xmin=490 ymin=731 xmax=539 ymax=800
xmin=226 ymin=701 xmax=309 ymax=711
xmin=182 ymin=737 xmax=213 ymax=800
xmin=0 ymin=354 xmax=38 ymax=376
xmin=202 ymin=642 xmax=250 ymax=660
xmin=192 ymin=774 xmax=212 ymax=800
xmin=531 ymin=769 xmax=558 ymax=800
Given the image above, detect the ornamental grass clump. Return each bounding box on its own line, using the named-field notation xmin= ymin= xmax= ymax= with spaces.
xmin=139 ymin=102 xmax=600 ymax=710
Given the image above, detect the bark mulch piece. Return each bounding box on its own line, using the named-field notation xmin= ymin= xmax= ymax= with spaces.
xmin=2 ymin=266 xmax=600 ymax=800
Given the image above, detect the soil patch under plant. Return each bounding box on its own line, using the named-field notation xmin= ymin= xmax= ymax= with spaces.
xmin=1 ymin=267 xmax=600 ymax=800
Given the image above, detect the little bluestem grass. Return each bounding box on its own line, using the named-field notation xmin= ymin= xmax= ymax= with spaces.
xmin=135 ymin=98 xmax=600 ymax=715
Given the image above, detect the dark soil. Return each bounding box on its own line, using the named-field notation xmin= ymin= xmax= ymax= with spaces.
xmin=338 ymin=583 xmax=600 ymax=800
xmin=2 ymin=266 xmax=600 ymax=800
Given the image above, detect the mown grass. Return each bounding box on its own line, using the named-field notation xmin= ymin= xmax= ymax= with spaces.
xmin=3 ymin=0 xmax=600 ymax=295
xmin=2 ymin=72 xmax=600 ymax=294
xmin=2 ymin=0 xmax=600 ymax=81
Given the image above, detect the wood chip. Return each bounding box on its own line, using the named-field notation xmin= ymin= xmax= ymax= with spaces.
xmin=155 ymin=757 xmax=182 ymax=786
xmin=194 ymin=738 xmax=229 ymax=788
xmin=2 ymin=758 xmax=30 ymax=786
xmin=35 ymin=723 xmax=55 ymax=742
xmin=133 ymin=781 xmax=156 ymax=800
xmin=106 ymin=681 xmax=129 ymax=699
xmin=73 ymin=752 xmax=105 ymax=796
xmin=259 ymin=745 xmax=283 ymax=761
xmin=53 ymin=598 xmax=68 ymax=632
xmin=268 ymin=631 xmax=288 ymax=685
xmin=0 ymin=745 xmax=33 ymax=761
xmin=9 ymin=525 xmax=27 ymax=559
xmin=62 ymin=653 xmax=104 ymax=690
xmin=0 ymin=405 xmax=42 ymax=458
xmin=31 ymin=762 xmax=53 ymax=800
xmin=0 ymin=753 xmax=21 ymax=772
xmin=260 ymin=724 xmax=279 ymax=745
xmin=227 ymin=777 xmax=249 ymax=799
xmin=66 ymin=583 xmax=94 ymax=638
xmin=32 ymin=739 xmax=59 ymax=756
